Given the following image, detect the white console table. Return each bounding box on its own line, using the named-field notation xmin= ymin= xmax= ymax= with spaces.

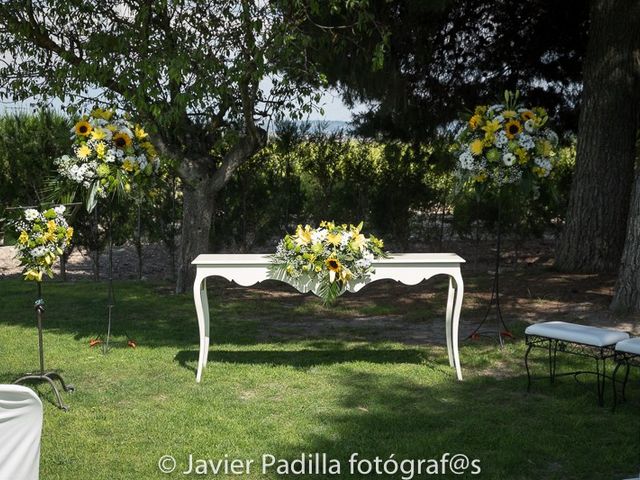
xmin=192 ymin=253 xmax=465 ymax=383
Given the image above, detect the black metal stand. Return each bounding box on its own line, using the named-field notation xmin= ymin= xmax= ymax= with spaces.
xmin=14 ymin=282 xmax=74 ymax=411
xmin=89 ymin=207 xmax=136 ymax=352
xmin=467 ymin=194 xmax=514 ymax=347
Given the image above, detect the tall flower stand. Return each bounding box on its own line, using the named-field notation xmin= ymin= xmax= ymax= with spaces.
xmin=90 ymin=205 xmax=136 ymax=353
xmin=467 ymin=195 xmax=514 ymax=347
xmin=14 ymin=282 xmax=75 ymax=411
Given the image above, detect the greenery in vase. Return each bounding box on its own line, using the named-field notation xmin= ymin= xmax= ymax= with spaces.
xmin=270 ymin=221 xmax=388 ymax=304
xmin=13 ymin=206 xmax=73 ymax=281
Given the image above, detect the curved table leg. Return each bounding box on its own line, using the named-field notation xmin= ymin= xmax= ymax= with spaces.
xmin=194 ymin=275 xmax=210 ymax=383
xmin=445 ymin=278 xmax=455 ymax=368
xmin=451 ymin=272 xmax=464 ymax=381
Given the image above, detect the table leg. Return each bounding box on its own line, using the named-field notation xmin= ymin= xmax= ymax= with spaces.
xmin=445 ymin=277 xmax=455 ymax=367
xmin=451 ymin=272 xmax=464 ymax=381
xmin=194 ymin=275 xmax=210 ymax=383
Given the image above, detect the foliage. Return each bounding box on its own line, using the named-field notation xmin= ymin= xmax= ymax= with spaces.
xmin=269 ymin=221 xmax=388 ymax=304
xmin=302 ymin=0 xmax=588 ymax=141
xmin=12 ymin=206 xmax=72 ymax=281
xmin=0 ymin=110 xmax=72 ymax=223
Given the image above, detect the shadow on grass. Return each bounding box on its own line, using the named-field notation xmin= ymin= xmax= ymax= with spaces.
xmin=265 ymin=368 xmax=640 ymax=480
xmin=174 ymin=347 xmax=451 ymax=374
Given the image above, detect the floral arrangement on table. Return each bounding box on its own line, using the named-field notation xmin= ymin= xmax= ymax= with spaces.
xmin=269 ymin=221 xmax=389 ymax=304
xmin=454 ymin=90 xmax=559 ymax=186
xmin=13 ymin=206 xmax=73 ymax=282
xmin=55 ymin=108 xmax=159 ymax=205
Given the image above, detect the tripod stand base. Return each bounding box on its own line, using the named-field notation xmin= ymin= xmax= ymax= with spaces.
xmin=14 ymin=372 xmax=75 ymax=411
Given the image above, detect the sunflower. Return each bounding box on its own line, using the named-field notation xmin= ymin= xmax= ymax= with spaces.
xmin=326 ymin=258 xmax=341 ymax=272
xmin=520 ymin=110 xmax=535 ymax=121
xmin=113 ymin=132 xmax=132 ymax=149
xmin=468 ymin=114 xmax=482 ymax=130
xmin=74 ymin=120 xmax=93 ymax=137
xmin=504 ymin=119 xmax=522 ymax=139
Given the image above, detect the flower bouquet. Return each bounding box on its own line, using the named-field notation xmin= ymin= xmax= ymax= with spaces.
xmin=269 ymin=221 xmax=388 ymax=304
xmin=13 ymin=206 xmax=73 ymax=282
xmin=454 ymin=90 xmax=559 ymax=186
xmin=55 ymin=108 xmax=159 ymax=209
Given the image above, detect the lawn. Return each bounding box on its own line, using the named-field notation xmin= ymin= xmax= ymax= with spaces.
xmin=0 ymin=275 xmax=638 ymax=479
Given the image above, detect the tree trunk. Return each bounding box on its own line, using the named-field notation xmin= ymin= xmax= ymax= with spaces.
xmin=556 ymin=0 xmax=640 ymax=272
xmin=175 ymin=171 xmax=216 ymax=294
xmin=611 ymin=170 xmax=640 ymax=312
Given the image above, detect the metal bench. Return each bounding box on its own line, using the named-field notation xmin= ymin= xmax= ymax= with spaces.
xmin=524 ymin=321 xmax=629 ymax=406
xmin=612 ymin=338 xmax=640 ymax=408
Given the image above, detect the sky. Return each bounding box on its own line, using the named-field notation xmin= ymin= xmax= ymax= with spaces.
xmin=0 ymin=87 xmax=364 ymax=123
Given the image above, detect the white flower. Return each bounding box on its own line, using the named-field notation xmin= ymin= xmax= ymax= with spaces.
xmin=311 ymin=228 xmax=327 ymax=244
xmin=488 ymin=104 xmax=504 ymax=113
xmin=24 ymin=209 xmax=39 ymax=221
xmin=502 ymin=153 xmax=516 ymax=166
xmin=544 ymin=129 xmax=559 ymax=147
xmin=458 ymin=150 xmax=475 ymax=170
xmin=494 ymin=130 xmax=508 ymax=148
xmin=518 ymin=133 xmax=535 ymax=150
xmin=495 ymin=115 xmax=504 ymax=123
xmin=524 ymin=119 xmax=536 ymax=133
xmin=54 ymin=205 xmax=66 ymax=216
xmin=31 ymin=246 xmax=47 ymax=258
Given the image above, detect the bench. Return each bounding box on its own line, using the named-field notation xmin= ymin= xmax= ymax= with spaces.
xmin=613 ymin=338 xmax=640 ymax=408
xmin=524 ymin=321 xmax=630 ymax=406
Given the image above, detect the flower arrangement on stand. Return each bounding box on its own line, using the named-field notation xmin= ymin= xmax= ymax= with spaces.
xmin=269 ymin=221 xmax=388 ymax=304
xmin=454 ymin=90 xmax=559 ymax=187
xmin=13 ymin=205 xmax=75 ymax=410
xmin=453 ymin=90 xmax=559 ymax=345
xmin=55 ymin=107 xmax=159 ymax=209
xmin=13 ymin=206 xmax=73 ymax=282
xmin=54 ymin=107 xmax=159 ymax=351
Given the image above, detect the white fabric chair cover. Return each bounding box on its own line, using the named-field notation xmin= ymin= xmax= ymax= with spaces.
xmin=0 ymin=385 xmax=43 ymax=480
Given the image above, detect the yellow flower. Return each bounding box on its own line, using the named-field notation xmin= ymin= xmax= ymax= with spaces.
xmin=350 ymin=233 xmax=366 ymax=251
xmin=106 ymin=124 xmax=118 ymax=132
xmin=520 ymin=110 xmax=535 ymax=121
xmin=474 ymin=171 xmax=488 ymax=183
xmin=77 ymin=144 xmax=92 ymax=159
xmin=134 ymin=124 xmax=148 ymax=140
xmin=326 ymin=257 xmax=341 ymax=272
xmin=91 ymin=108 xmax=114 ymax=120
xmin=504 ymin=119 xmax=522 ymax=139
xmin=95 ymin=141 xmax=107 ymax=158
xmin=142 ymin=141 xmax=157 ymax=158
xmin=122 ymin=158 xmax=135 ymax=172
xmin=66 ymin=227 xmax=74 ymax=240
xmin=481 ymin=119 xmax=501 ymax=136
xmin=515 ymin=147 xmax=528 ymax=164
xmin=91 ymin=128 xmax=107 ymax=141
xmin=113 ymin=132 xmax=132 ymax=149
xmin=294 ymin=225 xmax=312 ymax=246
xmin=474 ymin=105 xmax=487 ymax=116
xmin=470 ymin=139 xmax=484 ymax=156
xmin=47 ymin=220 xmax=56 ymax=233
xmin=43 ymin=231 xmax=55 ymax=243
xmin=18 ymin=231 xmax=28 ymax=245
xmin=24 ymin=269 xmax=43 ymax=282
xmin=326 ymin=232 xmax=342 ymax=246
xmin=469 ymin=114 xmax=482 ymax=130
xmin=74 ymin=120 xmax=92 ymax=137
xmin=502 ymin=110 xmax=517 ymax=119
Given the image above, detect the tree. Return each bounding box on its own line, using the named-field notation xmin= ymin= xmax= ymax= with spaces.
xmin=611 ymin=171 xmax=640 ymax=312
xmin=0 ymin=1 xmax=381 ymax=292
xmin=556 ymin=0 xmax=640 ymax=272
xmin=303 ymin=0 xmax=588 ymax=141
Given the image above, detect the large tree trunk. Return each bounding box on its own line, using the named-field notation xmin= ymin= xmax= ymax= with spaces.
xmin=611 ymin=170 xmax=640 ymax=312
xmin=556 ymin=0 xmax=640 ymax=272
xmin=175 ymin=159 xmax=217 ymax=294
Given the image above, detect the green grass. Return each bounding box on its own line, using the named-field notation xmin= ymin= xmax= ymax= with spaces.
xmin=0 ymin=278 xmax=638 ymax=479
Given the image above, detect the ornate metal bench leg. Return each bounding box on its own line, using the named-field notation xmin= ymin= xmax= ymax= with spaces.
xmin=612 ymin=361 xmax=622 ymax=412
xmin=551 ymin=340 xmax=559 ymax=383
xmin=595 ymin=358 xmax=605 ymax=407
xmin=525 ymin=343 xmax=534 ymax=393
xmin=622 ymin=362 xmax=630 ymax=402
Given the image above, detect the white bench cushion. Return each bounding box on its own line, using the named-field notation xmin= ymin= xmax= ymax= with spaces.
xmin=615 ymin=338 xmax=640 ymax=355
xmin=525 ymin=321 xmax=629 ymax=347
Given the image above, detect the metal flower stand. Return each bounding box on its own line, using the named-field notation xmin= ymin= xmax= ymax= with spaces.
xmin=467 ymin=196 xmax=514 ymax=347
xmin=14 ymin=282 xmax=75 ymax=411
